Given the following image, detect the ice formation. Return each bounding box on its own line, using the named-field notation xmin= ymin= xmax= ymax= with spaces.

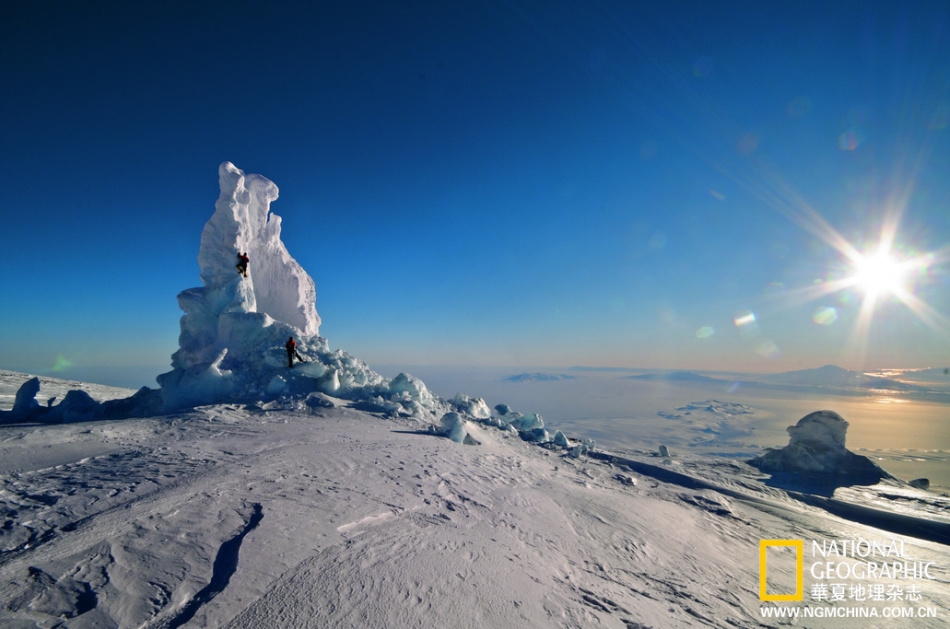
xmin=9 ymin=377 xmax=41 ymax=421
xmin=155 ymin=162 xmax=445 ymax=415
xmin=749 ymin=410 xmax=890 ymax=486
xmin=156 ymin=162 xmax=326 ymax=409
xmin=149 ymin=161 xmax=564 ymax=435
xmin=431 ymin=403 xmax=598 ymax=456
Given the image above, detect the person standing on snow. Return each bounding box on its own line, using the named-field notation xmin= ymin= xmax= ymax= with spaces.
xmin=286 ymin=336 xmax=304 ymax=368
xmin=236 ymin=252 xmax=249 ymax=277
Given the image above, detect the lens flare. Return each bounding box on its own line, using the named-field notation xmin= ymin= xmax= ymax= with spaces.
xmin=734 ymin=312 xmax=756 ymax=327
xmin=756 ymin=340 xmax=780 ymax=358
xmin=837 ymin=128 xmax=862 ymax=151
xmin=812 ymin=307 xmax=838 ymax=325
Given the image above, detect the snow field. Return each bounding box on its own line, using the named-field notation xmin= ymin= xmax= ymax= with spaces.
xmin=3 ymin=400 xmax=949 ymax=628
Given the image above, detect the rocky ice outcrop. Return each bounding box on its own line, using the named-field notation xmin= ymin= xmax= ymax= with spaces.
xmin=750 ymin=410 xmax=849 ymax=472
xmin=0 ymin=377 xmax=163 ymax=425
xmin=10 ymin=377 xmax=41 ymax=421
xmin=749 ymin=410 xmax=890 ymax=487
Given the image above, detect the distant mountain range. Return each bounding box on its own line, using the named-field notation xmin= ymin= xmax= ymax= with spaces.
xmin=626 ymin=371 xmax=721 ymax=383
xmin=631 ymin=365 xmax=927 ymax=393
xmin=503 ymin=364 xmax=940 ymax=396
xmin=502 ymin=372 xmax=577 ymax=383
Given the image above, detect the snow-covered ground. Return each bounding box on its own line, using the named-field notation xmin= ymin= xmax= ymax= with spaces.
xmin=2 ymin=370 xmax=950 ymax=628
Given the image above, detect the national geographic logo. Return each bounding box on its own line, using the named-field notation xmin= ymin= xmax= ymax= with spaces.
xmin=759 ymin=540 xmax=804 ymax=601
xmin=760 ymin=537 xmax=937 ymax=602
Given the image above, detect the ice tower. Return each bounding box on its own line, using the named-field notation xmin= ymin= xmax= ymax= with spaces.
xmin=157 ymin=162 xmax=440 ymax=416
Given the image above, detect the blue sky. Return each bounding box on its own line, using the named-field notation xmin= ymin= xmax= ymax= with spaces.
xmin=2 ymin=0 xmax=949 ymax=388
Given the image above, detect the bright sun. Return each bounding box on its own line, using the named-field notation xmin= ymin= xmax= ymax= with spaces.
xmin=851 ymin=249 xmax=907 ymax=298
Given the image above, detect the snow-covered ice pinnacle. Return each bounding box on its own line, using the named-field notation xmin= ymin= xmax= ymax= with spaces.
xmin=158 ymin=162 xmax=330 ymax=410
xmin=155 ymin=162 xmax=459 ymax=418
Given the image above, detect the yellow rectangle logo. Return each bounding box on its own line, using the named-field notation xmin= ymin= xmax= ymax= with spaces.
xmin=760 ymin=539 xmax=803 ymax=601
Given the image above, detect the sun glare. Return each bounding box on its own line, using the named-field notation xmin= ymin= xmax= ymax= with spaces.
xmin=746 ymin=189 xmax=949 ymax=367
xmin=850 ymin=248 xmax=907 ymax=298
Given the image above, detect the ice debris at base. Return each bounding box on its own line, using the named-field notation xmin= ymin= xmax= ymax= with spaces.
xmin=439 ymin=412 xmax=480 ymax=445
xmin=748 ymin=410 xmax=891 ymax=487
xmin=488 ymin=404 xmax=548 ymax=441
xmin=614 ymin=473 xmax=637 ymax=486
xmin=451 ymin=393 xmax=492 ymax=419
xmin=430 ymin=403 xmax=597 ymax=456
xmin=568 ymin=438 xmax=596 ymax=459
